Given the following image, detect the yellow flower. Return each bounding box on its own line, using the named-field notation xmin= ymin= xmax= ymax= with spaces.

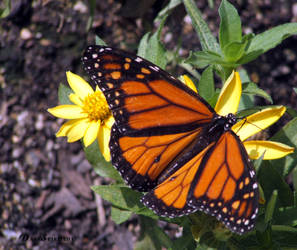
xmin=48 ymin=71 xmax=114 ymax=161
xmin=182 ymin=72 xmax=294 ymax=160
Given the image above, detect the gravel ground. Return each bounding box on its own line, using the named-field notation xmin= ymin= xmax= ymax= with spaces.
xmin=1 ymin=0 xmax=296 ymax=249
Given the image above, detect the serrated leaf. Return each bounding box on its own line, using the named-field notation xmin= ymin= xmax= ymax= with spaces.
xmin=239 ymin=23 xmax=297 ymax=64
xmin=144 ymin=16 xmax=168 ymax=69
xmin=183 ymin=0 xmax=220 ymax=53
xmin=137 ymin=32 xmax=150 ymax=58
xmin=92 ymin=184 xmax=142 ymax=211
xmin=58 ymin=84 xmax=73 ymax=105
xmin=85 ymin=140 xmax=122 ymax=181
xmin=111 ymin=206 xmax=132 ymax=224
xmin=219 ymin=0 xmax=242 ymax=50
xmin=242 ymin=82 xmax=273 ymax=103
xmin=95 ymin=35 xmax=107 ymax=46
xmin=198 ymin=66 xmax=214 ymax=101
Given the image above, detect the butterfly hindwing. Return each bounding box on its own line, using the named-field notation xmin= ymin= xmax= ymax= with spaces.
xmin=142 ymin=131 xmax=259 ymax=234
xmin=110 ymin=124 xmax=203 ymax=191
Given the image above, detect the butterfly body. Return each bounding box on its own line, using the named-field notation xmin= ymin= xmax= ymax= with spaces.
xmin=82 ymin=45 xmax=259 ymax=234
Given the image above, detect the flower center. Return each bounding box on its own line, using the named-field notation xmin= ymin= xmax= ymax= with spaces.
xmin=82 ymin=91 xmax=111 ymax=122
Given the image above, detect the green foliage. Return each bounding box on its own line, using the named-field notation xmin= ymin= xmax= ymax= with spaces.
xmin=84 ymin=140 xmax=122 ymax=182
xmin=0 ymin=0 xmax=11 ymax=18
xmin=58 ymin=84 xmax=73 ymax=105
xmin=81 ymin=0 xmax=297 ymax=249
xmin=86 ymin=0 xmax=96 ymax=31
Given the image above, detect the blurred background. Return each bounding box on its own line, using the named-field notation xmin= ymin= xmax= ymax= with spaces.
xmin=1 ymin=0 xmax=297 ymax=249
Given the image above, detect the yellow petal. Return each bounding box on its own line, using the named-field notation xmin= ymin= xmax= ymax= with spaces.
xmin=182 ymin=75 xmax=198 ymax=93
xmin=66 ymin=118 xmax=89 ymax=142
xmin=104 ymin=115 xmax=115 ymax=129
xmin=66 ymin=71 xmax=94 ymax=99
xmin=56 ymin=119 xmax=80 ymax=137
xmin=98 ymin=123 xmax=112 ymax=161
xmin=215 ymin=71 xmax=241 ymax=116
xmin=244 ymin=140 xmax=294 ymax=160
xmin=83 ymin=121 xmax=100 ymax=147
xmin=69 ymin=93 xmax=83 ymax=106
xmin=48 ymin=105 xmax=87 ymax=119
xmin=233 ymin=106 xmax=286 ymax=141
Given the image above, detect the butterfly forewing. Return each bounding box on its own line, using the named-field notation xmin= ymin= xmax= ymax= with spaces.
xmin=82 ymin=45 xmax=214 ymax=136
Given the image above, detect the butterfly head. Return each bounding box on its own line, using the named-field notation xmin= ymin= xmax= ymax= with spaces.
xmin=224 ymin=113 xmax=237 ymax=131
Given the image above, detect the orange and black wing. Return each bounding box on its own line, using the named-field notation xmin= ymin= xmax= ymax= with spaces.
xmin=142 ymin=131 xmax=259 ymax=234
xmin=82 ymin=45 xmax=214 ymax=136
xmin=82 ymin=45 xmax=215 ymax=191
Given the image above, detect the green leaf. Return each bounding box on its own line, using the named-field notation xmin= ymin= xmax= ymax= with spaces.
xmin=91 ymin=184 xmax=142 ymax=211
xmin=135 ymin=216 xmax=172 ymax=250
xmin=287 ymin=107 xmax=297 ymax=118
xmin=239 ymin=23 xmax=297 ymax=64
xmin=85 ymin=140 xmax=122 ymax=181
xmin=265 ymin=190 xmax=278 ymax=223
xmin=155 ymin=0 xmax=182 ymax=21
xmin=258 ymin=161 xmax=294 ymax=207
xmin=185 ymin=50 xmax=236 ymax=68
xmin=179 ymin=62 xmax=201 ymax=79
xmin=134 ymin=232 xmax=159 ymax=250
xmin=222 ymin=40 xmax=248 ymax=62
xmin=270 ymin=228 xmax=297 ymax=248
xmin=95 ymin=35 xmax=107 ymax=46
xmin=242 ymin=82 xmax=273 ymax=103
xmin=253 ymin=151 xmax=265 ymax=173
xmin=111 ymin=206 xmax=132 ymax=224
xmin=198 ymin=66 xmax=214 ymax=101
xmin=293 ymin=167 xmax=297 ymax=192
xmin=0 ymin=0 xmax=11 ymax=18
xmin=238 ymin=68 xmax=251 ymax=82
xmin=219 ymin=0 xmax=242 ymax=50
xmin=237 ymin=94 xmax=254 ymax=111
xmin=143 ymin=15 xmax=168 ymax=69
xmin=86 ymin=0 xmax=96 ymax=31
xmin=294 ymin=87 xmax=297 ymax=94
xmin=137 ymin=32 xmax=150 ymax=58
xmin=58 ymin=83 xmax=73 ymax=105
xmin=275 ymin=206 xmax=297 ymax=226
xmin=269 ymin=117 xmax=297 ymax=177
xmin=182 ymin=0 xmax=220 ymax=53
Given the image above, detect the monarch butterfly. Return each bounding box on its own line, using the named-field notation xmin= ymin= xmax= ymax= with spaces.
xmin=82 ymin=45 xmax=259 ymax=234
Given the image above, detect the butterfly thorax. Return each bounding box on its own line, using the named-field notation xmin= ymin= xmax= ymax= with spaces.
xmin=203 ymin=113 xmax=237 ymax=143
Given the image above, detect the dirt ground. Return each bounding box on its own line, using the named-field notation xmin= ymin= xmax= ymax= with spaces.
xmin=1 ymin=0 xmax=297 ymax=249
